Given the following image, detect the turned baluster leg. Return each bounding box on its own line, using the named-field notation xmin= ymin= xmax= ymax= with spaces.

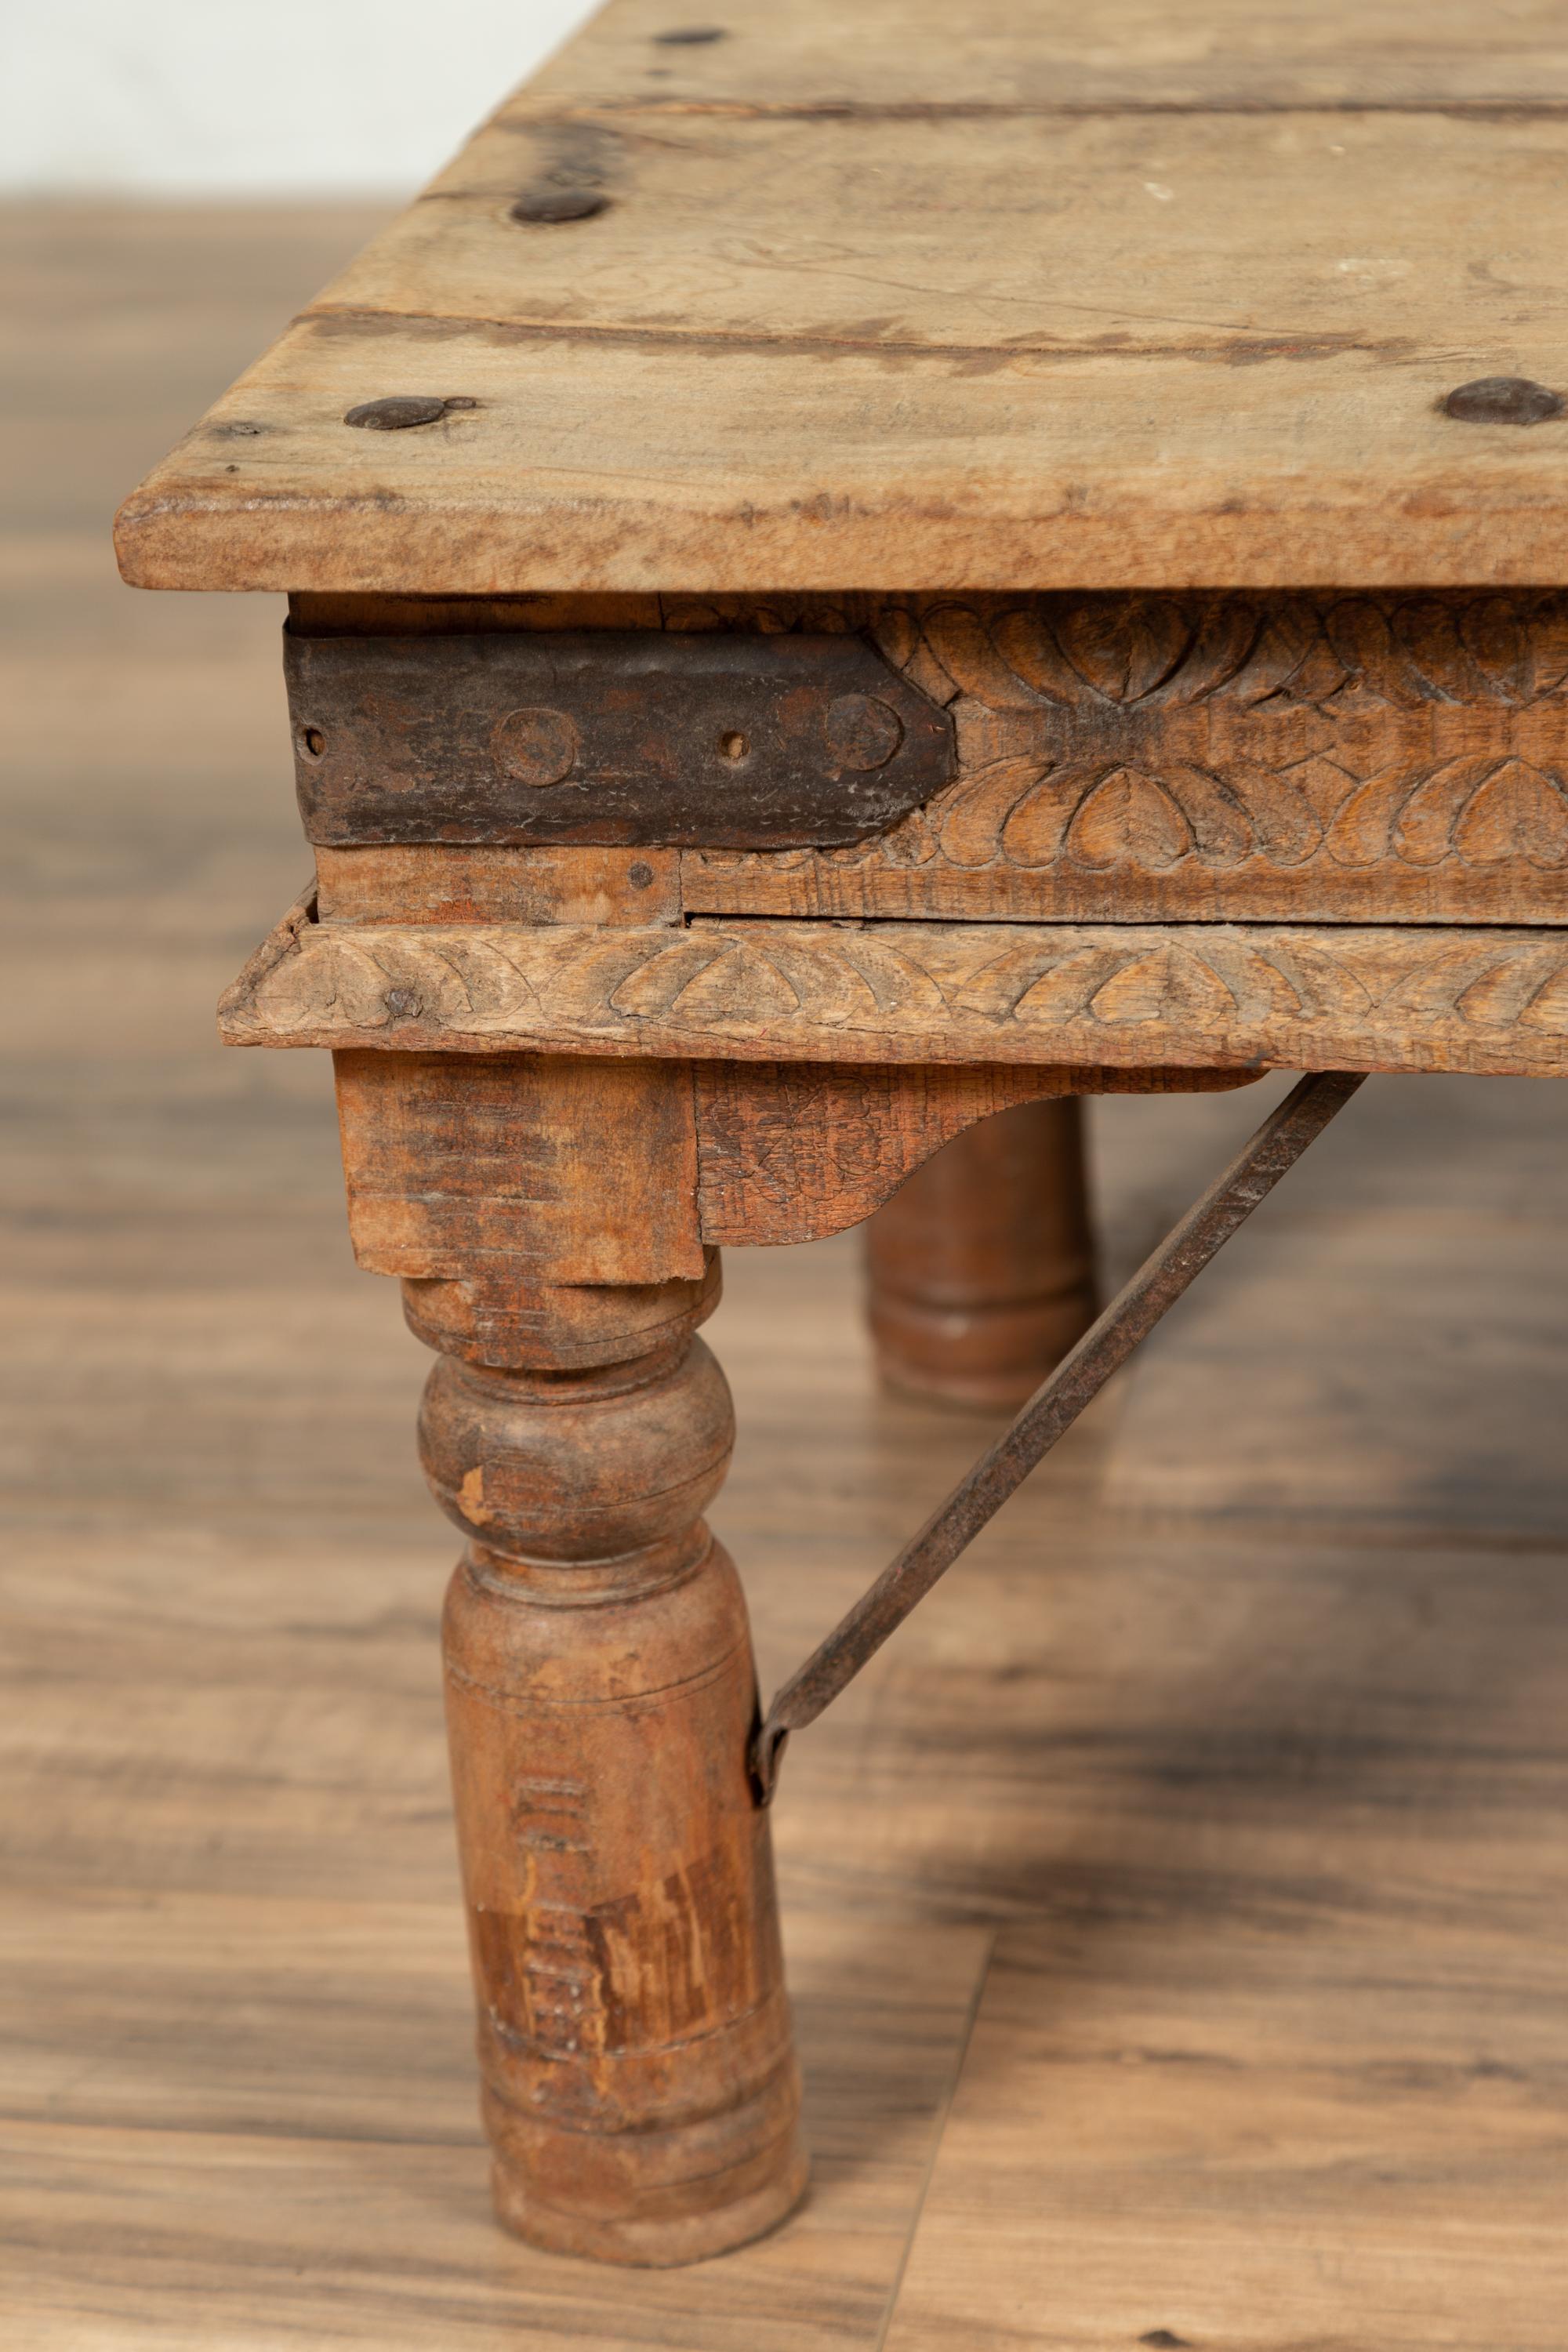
xmin=864 ymin=1098 xmax=1098 ymax=1408
xmin=405 ymin=1262 xmax=808 ymax=2266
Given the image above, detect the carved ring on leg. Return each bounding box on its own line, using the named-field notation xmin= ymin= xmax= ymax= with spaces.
xmin=412 ymin=1267 xmax=808 ymax=2266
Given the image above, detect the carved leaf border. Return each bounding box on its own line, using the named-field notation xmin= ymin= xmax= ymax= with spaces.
xmin=231 ymin=916 xmax=1568 ymax=1070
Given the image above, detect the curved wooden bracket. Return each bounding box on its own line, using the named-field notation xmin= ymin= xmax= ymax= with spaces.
xmin=693 ymin=1060 xmax=1258 ymax=1247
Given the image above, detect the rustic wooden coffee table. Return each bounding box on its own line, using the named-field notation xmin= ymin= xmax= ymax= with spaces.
xmin=117 ymin=0 xmax=1567 ymax=2274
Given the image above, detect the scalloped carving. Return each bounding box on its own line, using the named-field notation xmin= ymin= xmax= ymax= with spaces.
xmin=221 ymin=905 xmax=1568 ymax=1080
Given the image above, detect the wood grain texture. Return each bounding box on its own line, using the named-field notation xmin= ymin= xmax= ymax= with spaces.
xmin=684 ymin=593 xmax=1568 ymax=922
xmin=332 ymin=1050 xmax=706 ymax=1284
xmin=1102 ymin=1097 xmax=1568 ymax=1544
xmin=418 ymin=1276 xmax=806 ymax=2264
xmin=884 ymin=1905 xmax=1568 ymax=2352
xmin=336 ymin=1036 xmax=1247 ymax=1279
xmin=403 ymin=1254 xmax=722 ymax=1374
xmin=316 ymin=844 xmax=684 ymax=927
xmin=227 ymin=906 xmax=1568 ymax=1077
xmin=1 ymin=1904 xmax=989 ymax=2352
xmin=528 ymin=0 xmax=1568 ymax=112
xmin=114 ymin=9 xmax=1568 ymax=593
xmin=693 ymin=1062 xmax=1254 ymax=1250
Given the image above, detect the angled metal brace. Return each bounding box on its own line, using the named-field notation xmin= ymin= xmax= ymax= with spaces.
xmin=750 ymin=1067 xmax=1367 ymax=1805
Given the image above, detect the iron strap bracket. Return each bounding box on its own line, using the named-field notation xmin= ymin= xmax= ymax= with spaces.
xmin=750 ymin=1068 xmax=1367 ymax=1806
xmin=285 ymin=626 xmax=956 ymax=849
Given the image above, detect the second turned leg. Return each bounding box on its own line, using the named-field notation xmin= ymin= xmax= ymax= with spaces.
xmin=407 ymin=1262 xmax=807 ymax=2266
xmin=864 ymin=1098 xmax=1098 ymax=1408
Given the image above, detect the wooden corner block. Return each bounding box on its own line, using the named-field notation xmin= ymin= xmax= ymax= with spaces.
xmin=332 ymin=1050 xmax=705 ymax=1286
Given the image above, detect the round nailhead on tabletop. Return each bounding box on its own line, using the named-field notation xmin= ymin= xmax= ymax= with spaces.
xmin=509 ymin=189 xmax=611 ymax=224
xmin=343 ymin=396 xmax=450 ymax=431
xmin=1443 ymin=376 xmax=1563 ymax=425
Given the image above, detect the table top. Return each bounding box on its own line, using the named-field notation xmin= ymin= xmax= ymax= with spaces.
xmin=116 ymin=0 xmax=1568 ymax=597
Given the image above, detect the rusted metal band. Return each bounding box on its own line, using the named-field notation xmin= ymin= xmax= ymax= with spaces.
xmin=750 ymin=1067 xmax=1367 ymax=1804
xmin=285 ymin=627 xmax=956 ymax=848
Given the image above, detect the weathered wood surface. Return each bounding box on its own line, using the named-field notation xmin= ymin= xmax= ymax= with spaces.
xmin=693 ymin=1062 xmax=1251 ymax=1250
xmin=4 ymin=205 xmax=993 ymax=2341
xmin=864 ymin=1101 xmax=1098 ymax=1408
xmin=530 ymin=0 xmax=1568 ymax=112
xmin=333 ymin=1050 xmax=706 ymax=1283
xmin=337 ymin=1051 xmax=1244 ymax=1269
xmin=114 ymin=4 xmax=1568 ymax=593
xmin=418 ymin=1272 xmax=806 ymax=2263
xmin=316 ymin=841 xmax=684 ymax=927
xmin=224 ymin=901 xmax=1568 ymax=1077
xmin=335 ymin=1024 xmax=804 ymax=2258
xmin=405 ymin=1254 xmax=723 ymax=1376
xmin=14 ymin=986 xmax=1568 ymax=2347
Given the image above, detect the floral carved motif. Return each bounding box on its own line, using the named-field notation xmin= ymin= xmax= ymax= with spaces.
xmin=677 ymin=593 xmax=1568 ymax=920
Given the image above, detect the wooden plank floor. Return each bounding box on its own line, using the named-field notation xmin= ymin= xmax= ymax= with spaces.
xmin=3 ymin=204 xmax=1567 ymax=2350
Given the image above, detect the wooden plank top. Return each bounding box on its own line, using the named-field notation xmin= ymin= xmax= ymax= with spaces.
xmin=116 ymin=0 xmax=1568 ymax=596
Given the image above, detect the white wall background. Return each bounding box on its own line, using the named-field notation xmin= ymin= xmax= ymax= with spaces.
xmin=3 ymin=0 xmax=601 ymax=194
